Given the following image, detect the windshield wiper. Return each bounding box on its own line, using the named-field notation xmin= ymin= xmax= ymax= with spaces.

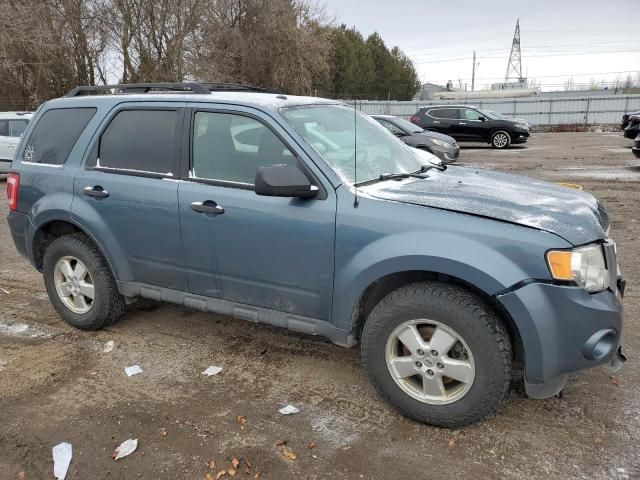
xmin=355 ymin=165 xmax=441 ymax=187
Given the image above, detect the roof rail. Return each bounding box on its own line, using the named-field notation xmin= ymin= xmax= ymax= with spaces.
xmin=65 ymin=82 xmax=211 ymax=97
xmin=65 ymin=81 xmax=282 ymax=97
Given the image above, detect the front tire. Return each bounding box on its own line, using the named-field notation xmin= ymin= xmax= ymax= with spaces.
xmin=43 ymin=233 xmax=126 ymax=330
xmin=491 ymin=130 xmax=511 ymax=149
xmin=361 ymin=282 xmax=511 ymax=428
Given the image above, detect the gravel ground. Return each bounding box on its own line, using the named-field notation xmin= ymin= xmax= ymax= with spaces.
xmin=0 ymin=132 xmax=638 ymax=479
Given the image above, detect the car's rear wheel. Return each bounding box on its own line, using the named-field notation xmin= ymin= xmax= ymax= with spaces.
xmin=43 ymin=233 xmax=126 ymax=330
xmin=491 ymin=131 xmax=511 ymax=149
xmin=361 ymin=282 xmax=512 ymax=428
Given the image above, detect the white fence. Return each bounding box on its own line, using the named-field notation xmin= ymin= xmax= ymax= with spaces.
xmin=351 ymin=94 xmax=640 ymax=126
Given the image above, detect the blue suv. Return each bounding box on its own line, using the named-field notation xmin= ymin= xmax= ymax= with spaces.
xmin=6 ymin=83 xmax=626 ymax=427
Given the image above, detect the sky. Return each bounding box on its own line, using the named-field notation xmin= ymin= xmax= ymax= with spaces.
xmin=320 ymin=0 xmax=640 ymax=91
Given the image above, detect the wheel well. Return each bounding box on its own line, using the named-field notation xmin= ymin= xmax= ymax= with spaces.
xmin=490 ymin=129 xmax=511 ymax=138
xmin=350 ymin=271 xmax=523 ymax=364
xmin=32 ymin=220 xmax=82 ymax=271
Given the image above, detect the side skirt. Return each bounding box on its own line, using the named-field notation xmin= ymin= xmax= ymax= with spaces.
xmin=117 ymin=281 xmax=356 ymax=347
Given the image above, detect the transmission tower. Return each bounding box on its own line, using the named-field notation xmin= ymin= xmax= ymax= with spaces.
xmin=504 ymin=19 xmax=524 ymax=85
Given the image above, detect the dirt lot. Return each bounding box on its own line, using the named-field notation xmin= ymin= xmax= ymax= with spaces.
xmin=1 ymin=132 xmax=638 ymax=479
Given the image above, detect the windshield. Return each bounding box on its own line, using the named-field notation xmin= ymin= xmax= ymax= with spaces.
xmin=390 ymin=117 xmax=424 ymax=133
xmin=483 ymin=110 xmax=506 ymax=120
xmin=281 ymin=104 xmax=426 ymax=185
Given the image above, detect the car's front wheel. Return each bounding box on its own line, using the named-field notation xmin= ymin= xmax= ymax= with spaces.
xmin=361 ymin=282 xmax=512 ymax=428
xmin=43 ymin=233 xmax=126 ymax=330
xmin=491 ymin=130 xmax=511 ymax=149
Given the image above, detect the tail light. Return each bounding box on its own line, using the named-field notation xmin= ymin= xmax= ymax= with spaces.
xmin=410 ymin=114 xmax=420 ymax=125
xmin=7 ymin=173 xmax=19 ymax=211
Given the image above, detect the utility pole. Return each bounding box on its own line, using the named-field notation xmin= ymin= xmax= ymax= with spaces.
xmin=471 ymin=51 xmax=479 ymax=91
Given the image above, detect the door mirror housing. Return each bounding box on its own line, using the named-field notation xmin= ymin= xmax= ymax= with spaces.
xmin=479 ymin=116 xmax=487 ymax=122
xmin=255 ymin=164 xmax=318 ymax=199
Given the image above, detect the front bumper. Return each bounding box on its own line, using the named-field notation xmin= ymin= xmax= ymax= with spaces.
xmin=624 ymin=124 xmax=640 ymax=139
xmin=512 ymin=130 xmax=530 ymax=144
xmin=497 ymin=280 xmax=624 ymax=398
xmin=431 ymin=144 xmax=459 ymax=164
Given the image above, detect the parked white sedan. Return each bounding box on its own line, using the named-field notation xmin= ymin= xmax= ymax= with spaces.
xmin=0 ymin=112 xmax=32 ymax=176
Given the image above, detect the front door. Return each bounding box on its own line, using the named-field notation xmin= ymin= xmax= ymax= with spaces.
xmin=456 ymin=108 xmax=490 ymax=140
xmin=178 ymin=105 xmax=336 ymax=321
xmin=71 ymin=104 xmax=188 ymax=291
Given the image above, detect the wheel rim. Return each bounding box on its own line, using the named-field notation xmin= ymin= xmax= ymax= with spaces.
xmin=385 ymin=319 xmax=475 ymax=405
xmin=53 ymin=256 xmax=95 ymax=314
xmin=493 ymin=133 xmax=508 ymax=148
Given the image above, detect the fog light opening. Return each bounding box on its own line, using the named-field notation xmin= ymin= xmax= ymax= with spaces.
xmin=583 ymin=329 xmax=617 ymax=361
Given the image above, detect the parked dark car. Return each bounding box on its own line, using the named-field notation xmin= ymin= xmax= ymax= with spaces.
xmin=623 ymin=114 xmax=640 ymax=139
xmin=6 ymin=82 xmax=626 ymax=428
xmin=371 ymin=114 xmax=459 ymax=164
xmin=410 ymin=105 xmax=530 ymax=149
xmin=633 ymin=133 xmax=640 ymax=159
xmin=621 ymin=110 xmax=640 ymax=130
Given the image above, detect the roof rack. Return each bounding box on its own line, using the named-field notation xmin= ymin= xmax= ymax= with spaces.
xmin=65 ymin=81 xmax=282 ymax=97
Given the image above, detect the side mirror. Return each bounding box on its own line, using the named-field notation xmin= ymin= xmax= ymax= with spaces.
xmin=393 ymin=131 xmax=407 ymax=137
xmin=255 ymin=164 xmax=318 ymax=199
xmin=479 ymin=116 xmax=486 ymax=122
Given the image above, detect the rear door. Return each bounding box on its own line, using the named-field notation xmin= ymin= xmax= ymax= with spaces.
xmin=177 ymin=104 xmax=336 ymax=321
xmin=71 ymin=103 xmax=188 ymax=291
xmin=425 ymin=108 xmax=460 ymax=136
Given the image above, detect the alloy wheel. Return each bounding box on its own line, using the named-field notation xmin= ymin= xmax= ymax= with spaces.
xmin=53 ymin=256 xmax=95 ymax=314
xmin=385 ymin=319 xmax=475 ymax=405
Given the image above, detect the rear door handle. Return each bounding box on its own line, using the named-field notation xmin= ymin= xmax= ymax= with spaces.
xmin=83 ymin=185 xmax=109 ymax=198
xmin=191 ymin=200 xmax=224 ymax=215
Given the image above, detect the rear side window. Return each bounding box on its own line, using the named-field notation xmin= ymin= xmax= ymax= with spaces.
xmin=97 ymin=110 xmax=178 ymax=175
xmin=428 ymin=108 xmax=460 ymax=120
xmin=9 ymin=120 xmax=29 ymax=137
xmin=23 ymin=108 xmax=96 ymax=165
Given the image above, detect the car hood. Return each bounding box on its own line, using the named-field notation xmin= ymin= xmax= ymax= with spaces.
xmin=362 ymin=166 xmax=607 ymax=245
xmin=414 ymin=130 xmax=456 ymax=144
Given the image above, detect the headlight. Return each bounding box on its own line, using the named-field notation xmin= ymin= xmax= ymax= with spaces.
xmin=431 ymin=138 xmax=452 ymax=148
xmin=546 ymin=244 xmax=609 ymax=292
xmin=515 ymin=123 xmax=529 ymax=130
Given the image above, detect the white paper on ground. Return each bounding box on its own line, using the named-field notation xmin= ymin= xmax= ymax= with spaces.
xmin=52 ymin=442 xmax=72 ymax=480
xmin=125 ymin=365 xmax=143 ymax=376
xmin=103 ymin=340 xmax=115 ymax=353
xmin=202 ymin=366 xmax=223 ymax=376
xmin=279 ymin=404 xmax=300 ymax=415
xmin=113 ymin=438 xmax=138 ymax=460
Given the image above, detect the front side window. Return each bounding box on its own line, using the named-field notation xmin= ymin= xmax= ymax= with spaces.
xmin=97 ymin=110 xmax=178 ymax=175
xmin=23 ymin=108 xmax=95 ymax=165
xmin=192 ymin=112 xmax=295 ymax=185
xmin=282 ymin=104 xmax=425 ymax=185
xmin=463 ymin=109 xmax=483 ymax=121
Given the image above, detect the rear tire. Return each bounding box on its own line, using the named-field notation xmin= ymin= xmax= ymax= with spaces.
xmin=43 ymin=233 xmax=126 ymax=330
xmin=361 ymin=282 xmax=512 ymax=428
xmin=491 ymin=130 xmax=511 ymax=149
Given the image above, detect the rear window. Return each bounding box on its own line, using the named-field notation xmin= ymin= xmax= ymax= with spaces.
xmin=96 ymin=110 xmax=178 ymax=175
xmin=23 ymin=108 xmax=96 ymax=165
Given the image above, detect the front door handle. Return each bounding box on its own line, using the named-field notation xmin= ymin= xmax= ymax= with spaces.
xmin=458 ymin=122 xmax=467 ymax=125
xmin=83 ymin=185 xmax=109 ymax=198
xmin=191 ymin=200 xmax=224 ymax=215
